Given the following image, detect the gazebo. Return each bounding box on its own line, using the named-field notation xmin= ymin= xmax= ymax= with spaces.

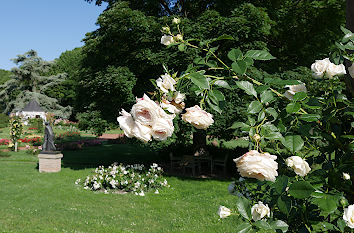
xmin=16 ymin=100 xmax=46 ymax=125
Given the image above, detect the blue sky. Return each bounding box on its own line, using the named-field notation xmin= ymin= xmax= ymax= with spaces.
xmin=0 ymin=0 xmax=107 ymax=70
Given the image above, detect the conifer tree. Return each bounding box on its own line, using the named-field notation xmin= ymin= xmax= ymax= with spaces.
xmin=0 ymin=50 xmax=72 ymax=118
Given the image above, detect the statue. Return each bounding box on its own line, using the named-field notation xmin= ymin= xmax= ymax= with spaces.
xmin=42 ymin=122 xmax=56 ymax=152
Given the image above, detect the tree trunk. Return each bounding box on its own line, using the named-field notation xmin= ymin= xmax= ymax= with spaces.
xmin=193 ymin=130 xmax=207 ymax=156
xmin=345 ymin=0 xmax=354 ymax=97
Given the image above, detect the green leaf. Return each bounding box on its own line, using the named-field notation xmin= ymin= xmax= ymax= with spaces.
xmin=277 ymin=196 xmax=291 ymax=216
xmin=254 ymin=220 xmax=272 ymax=230
xmin=228 ymin=48 xmax=242 ymax=61
xmin=236 ymin=196 xmax=251 ymax=220
xmin=299 ymin=114 xmax=320 ymax=122
xmin=283 ymin=135 xmax=304 ymax=153
xmin=286 ymin=102 xmax=301 ymax=113
xmin=248 ymin=101 xmax=262 ymax=114
xmin=235 ymin=222 xmax=252 ymax=233
xmin=245 ymin=50 xmax=275 ymax=60
xmin=274 ymin=175 xmax=288 ymax=194
xmin=236 ymin=81 xmax=257 ymax=97
xmin=260 ymin=90 xmax=274 ymax=104
xmin=265 ymin=107 xmax=278 ymax=120
xmin=232 ymin=61 xmax=247 ymax=75
xmin=178 ymin=44 xmax=186 ymax=52
xmin=269 ymin=220 xmax=289 ymax=233
xmin=311 ymin=193 xmax=339 ymax=213
xmin=190 ymin=72 xmax=209 ymax=90
xmin=293 ymin=92 xmax=307 ymax=101
xmin=288 ymin=181 xmax=315 ymax=199
xmin=212 ymin=89 xmax=225 ymax=101
xmin=229 ymin=122 xmax=250 ymax=130
xmin=214 ymin=80 xmax=231 ymax=89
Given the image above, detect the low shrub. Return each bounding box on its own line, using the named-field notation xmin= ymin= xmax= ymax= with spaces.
xmin=77 ymin=163 xmax=169 ymax=196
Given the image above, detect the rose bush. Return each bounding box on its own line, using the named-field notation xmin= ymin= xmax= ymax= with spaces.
xmin=116 ymin=18 xmax=354 ymax=232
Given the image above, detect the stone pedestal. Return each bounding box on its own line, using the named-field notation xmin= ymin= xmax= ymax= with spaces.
xmin=38 ymin=153 xmax=63 ymax=173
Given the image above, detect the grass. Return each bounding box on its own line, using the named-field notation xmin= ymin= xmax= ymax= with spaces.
xmin=0 ymin=146 xmax=240 ymax=232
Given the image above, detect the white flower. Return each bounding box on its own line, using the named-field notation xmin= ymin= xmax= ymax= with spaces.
xmin=139 ymin=191 xmax=145 ymax=196
xmin=311 ymin=58 xmax=331 ymax=78
xmin=175 ymin=34 xmax=183 ymax=41
xmin=181 ymin=105 xmax=214 ymax=129
xmin=156 ymin=73 xmax=176 ymax=93
xmin=251 ymin=201 xmax=270 ymax=221
xmin=343 ymin=204 xmax=354 ymax=229
xmin=343 ymin=173 xmax=351 ymax=180
xmin=160 ymin=99 xmax=181 ymax=115
xmin=285 ymin=156 xmax=311 ymax=177
xmin=174 ymin=92 xmax=185 ymax=104
xmin=326 ymin=62 xmax=346 ymax=78
xmin=217 ymin=206 xmax=232 ymax=219
xmin=131 ymin=94 xmax=161 ymax=126
xmin=151 ymin=117 xmax=174 ymax=141
xmin=117 ymin=109 xmax=135 ymax=138
xmin=172 ymin=17 xmax=180 ymax=24
xmin=349 ymin=63 xmax=354 ymax=79
xmin=233 ymin=150 xmax=278 ymax=182
xmin=161 ymin=35 xmax=175 ymax=46
xmin=284 ymin=82 xmax=307 ymax=100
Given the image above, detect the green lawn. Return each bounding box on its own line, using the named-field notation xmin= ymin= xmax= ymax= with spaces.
xmin=0 ymin=146 xmax=239 ymax=232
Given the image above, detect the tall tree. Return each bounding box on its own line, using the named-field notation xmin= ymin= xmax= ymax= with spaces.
xmin=0 ymin=50 xmax=72 ymax=118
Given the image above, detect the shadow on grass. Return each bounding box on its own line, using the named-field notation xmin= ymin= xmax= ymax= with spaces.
xmin=61 ymin=143 xmax=161 ymax=170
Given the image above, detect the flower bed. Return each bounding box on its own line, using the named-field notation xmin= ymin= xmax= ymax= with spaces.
xmin=76 ymin=163 xmax=169 ymax=196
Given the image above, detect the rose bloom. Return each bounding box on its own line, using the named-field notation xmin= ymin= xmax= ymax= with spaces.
xmin=284 ymin=82 xmax=307 ymax=100
xmin=172 ymin=17 xmax=180 ymax=24
xmin=117 ymin=109 xmax=152 ymax=143
xmin=349 ymin=63 xmax=354 ymax=79
xmin=217 ymin=206 xmax=232 ymax=219
xmin=131 ymin=94 xmax=162 ymax=126
xmin=174 ymin=92 xmax=185 ymax=104
xmin=151 ymin=117 xmax=174 ymax=141
xmin=285 ymin=156 xmax=311 ymax=177
xmin=343 ymin=172 xmax=351 ymax=180
xmin=156 ymin=73 xmax=176 ymax=93
xmin=181 ymin=105 xmax=214 ymax=130
xmin=326 ymin=62 xmax=346 ymax=78
xmin=343 ymin=204 xmax=354 ymax=229
xmin=233 ymin=150 xmax=278 ymax=182
xmin=251 ymin=201 xmax=270 ymax=221
xmin=161 ymin=35 xmax=175 ymax=46
xmin=311 ymin=58 xmax=331 ymax=78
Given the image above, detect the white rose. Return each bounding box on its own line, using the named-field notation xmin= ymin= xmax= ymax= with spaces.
xmin=343 ymin=172 xmax=351 ymax=180
xmin=284 ymin=82 xmax=307 ymax=100
xmin=349 ymin=63 xmax=354 ymax=79
xmin=174 ymin=92 xmax=185 ymax=104
xmin=175 ymin=34 xmax=183 ymax=42
xmin=172 ymin=17 xmax=180 ymax=24
xmin=326 ymin=63 xmax=346 ymax=78
xmin=233 ymin=150 xmax=278 ymax=182
xmin=117 ymin=109 xmax=135 ymax=138
xmin=131 ymin=94 xmax=161 ymax=126
xmin=343 ymin=204 xmax=354 ymax=229
xmin=251 ymin=201 xmax=270 ymax=221
xmin=161 ymin=35 xmax=175 ymax=46
xmin=181 ymin=105 xmax=214 ymax=129
xmin=311 ymin=58 xmax=331 ymax=78
xmin=156 ymin=73 xmax=176 ymax=93
xmin=285 ymin=156 xmax=311 ymax=177
xmin=217 ymin=206 xmax=231 ymax=219
xmin=151 ymin=117 xmax=174 ymax=141
xmin=160 ymin=99 xmax=182 ymax=115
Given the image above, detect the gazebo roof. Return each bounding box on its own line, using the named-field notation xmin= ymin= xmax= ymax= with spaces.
xmin=22 ymin=100 xmax=45 ymax=112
